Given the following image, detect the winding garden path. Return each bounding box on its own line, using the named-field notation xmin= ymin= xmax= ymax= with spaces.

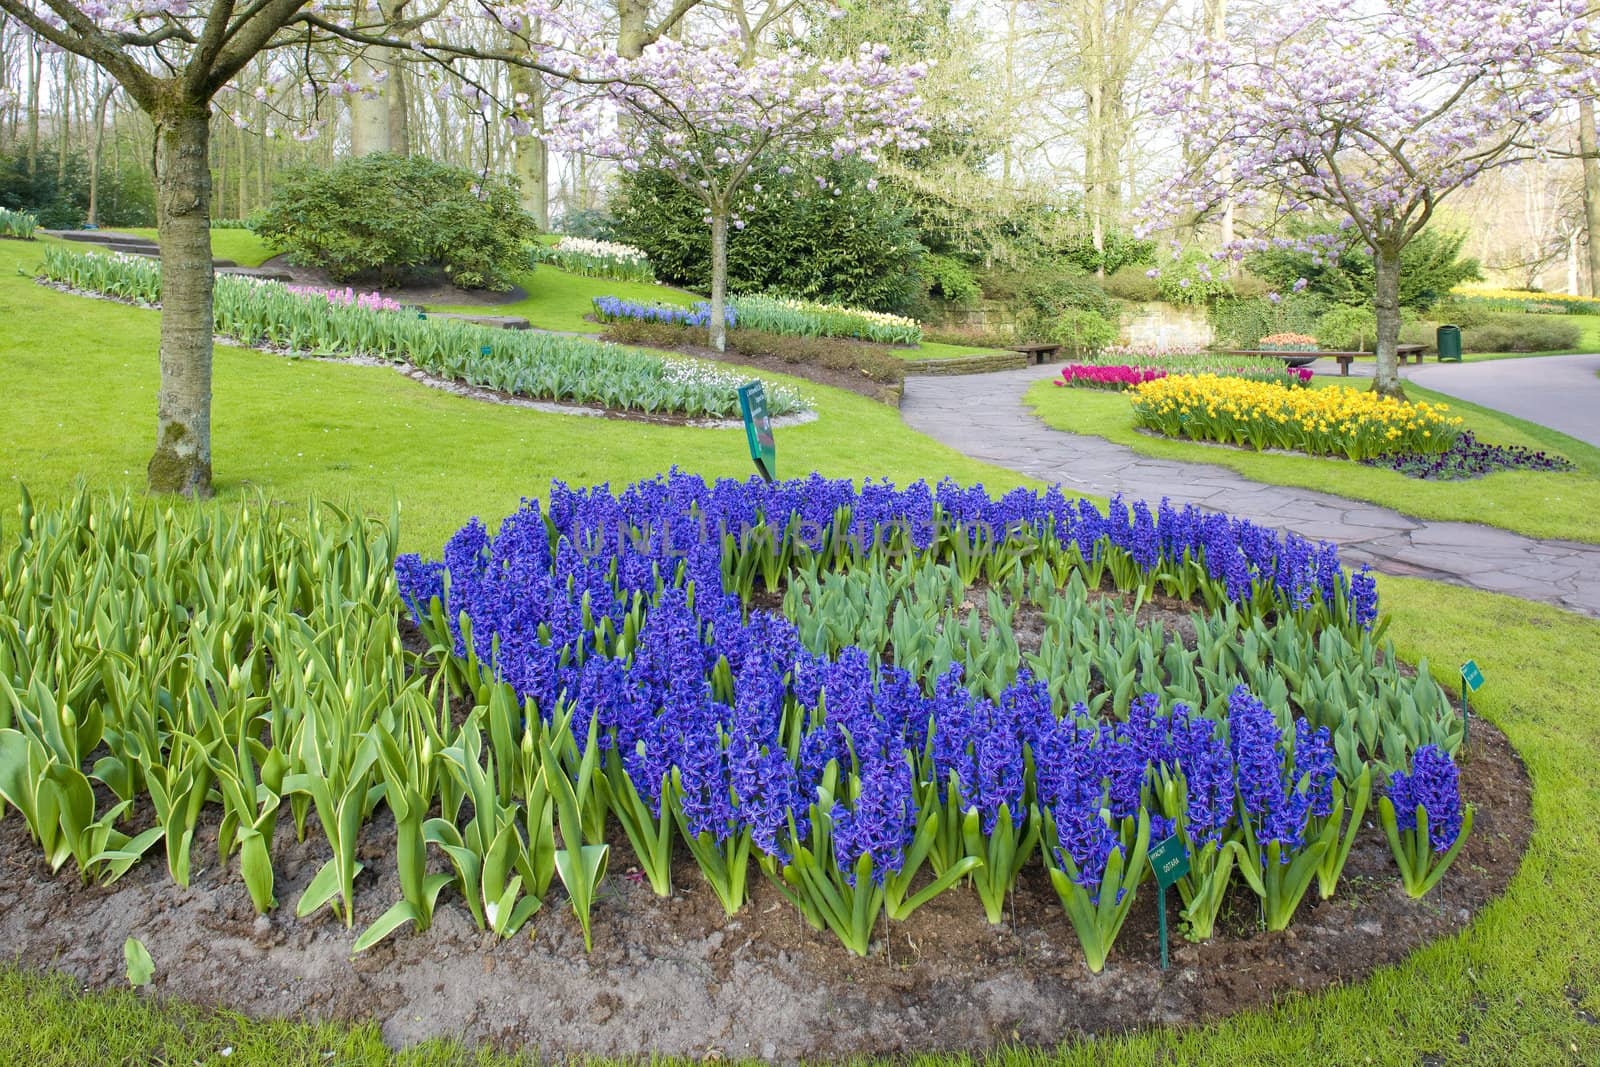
xmin=900 ymin=361 xmax=1600 ymax=617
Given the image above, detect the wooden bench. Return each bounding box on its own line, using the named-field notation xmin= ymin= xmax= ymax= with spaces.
xmin=1009 ymin=342 xmax=1063 ymax=365
xmin=1330 ymin=344 xmax=1426 ymax=375
xmin=1226 ymin=346 xmax=1428 ymax=376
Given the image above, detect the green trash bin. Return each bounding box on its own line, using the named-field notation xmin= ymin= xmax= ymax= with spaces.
xmin=1437 ymin=324 xmax=1462 ymax=362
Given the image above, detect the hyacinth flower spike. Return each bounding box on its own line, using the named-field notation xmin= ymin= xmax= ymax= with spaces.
xmin=1312 ymin=764 xmax=1371 ymax=900
xmin=1042 ymin=805 xmax=1151 ymax=973
xmin=1379 ymin=745 xmax=1473 ymax=899
xmin=599 ymin=747 xmax=676 ymax=896
xmin=1152 ymin=772 xmax=1242 ymax=942
xmin=767 ymin=756 xmax=979 ymax=956
xmin=542 ymin=733 xmax=609 ymax=952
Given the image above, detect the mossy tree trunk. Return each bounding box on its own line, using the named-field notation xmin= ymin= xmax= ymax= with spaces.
xmin=148 ymin=102 xmax=215 ymax=497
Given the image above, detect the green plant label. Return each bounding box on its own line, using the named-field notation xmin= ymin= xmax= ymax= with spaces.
xmin=1148 ymin=834 xmax=1190 ymax=890
xmin=737 ymin=381 xmax=776 ymax=482
xmin=1460 ymin=660 xmax=1485 ymax=692
xmin=480 ymin=345 xmax=493 ymax=357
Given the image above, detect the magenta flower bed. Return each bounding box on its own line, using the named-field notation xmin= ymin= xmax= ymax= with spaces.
xmin=1054 ymin=364 xmax=1168 ymax=390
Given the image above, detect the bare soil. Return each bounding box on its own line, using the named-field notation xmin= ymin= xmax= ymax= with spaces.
xmin=0 ymin=718 xmax=1529 ymax=1061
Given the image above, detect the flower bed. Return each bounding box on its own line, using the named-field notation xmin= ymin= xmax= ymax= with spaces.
xmin=1131 ymin=374 xmax=1462 ymax=460
xmin=392 ymin=474 xmax=1467 ymax=965
xmin=729 ymin=295 xmax=923 ymax=345
xmin=1055 ymin=356 xmax=1314 ymax=391
xmin=1257 ymin=332 xmax=1320 ymax=351
xmin=593 ymin=293 xmax=923 ymax=345
xmin=1359 ymin=430 xmax=1577 ymax=480
xmin=0 ymin=480 xmax=1474 ymax=985
xmin=0 ymin=207 xmax=37 ymax=240
xmin=592 ymin=294 xmax=734 ymax=329
xmin=38 ymin=247 xmax=803 ymax=419
xmin=284 ymin=284 xmax=406 ymax=313
xmin=1450 ymin=286 xmax=1600 ymax=315
xmin=1056 ymin=364 xmax=1168 ymax=390
xmin=535 ymin=237 xmax=656 ymax=283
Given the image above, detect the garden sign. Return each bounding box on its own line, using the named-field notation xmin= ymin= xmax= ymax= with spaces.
xmin=737 ymin=381 xmax=777 ymax=482
xmin=1148 ymin=834 xmax=1190 ymax=971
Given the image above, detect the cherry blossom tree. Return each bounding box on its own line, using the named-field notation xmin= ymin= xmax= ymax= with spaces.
xmin=544 ymin=34 xmax=929 ymax=352
xmin=0 ymin=0 xmax=581 ymax=496
xmin=1140 ymin=0 xmax=1597 ymax=396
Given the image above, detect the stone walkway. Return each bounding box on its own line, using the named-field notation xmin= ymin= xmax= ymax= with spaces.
xmin=900 ymin=362 xmax=1600 ymax=617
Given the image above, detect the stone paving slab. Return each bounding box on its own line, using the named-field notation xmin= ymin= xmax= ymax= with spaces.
xmin=900 ymin=361 xmax=1600 ymax=618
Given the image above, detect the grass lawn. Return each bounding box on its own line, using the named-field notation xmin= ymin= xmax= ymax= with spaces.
xmin=5 ymin=233 xmax=1600 ymax=1064
xmin=116 ymin=227 xmax=278 ymax=268
xmin=901 ymin=339 xmax=1018 ymax=361
xmin=1025 ymin=374 xmax=1600 ymax=544
xmin=1 ymin=237 xmax=1024 ymax=553
xmin=429 ymin=265 xmax=694 ymax=336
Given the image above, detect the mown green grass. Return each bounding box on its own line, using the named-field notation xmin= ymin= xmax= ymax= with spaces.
xmin=117 ymin=226 xmax=277 ymax=268
xmin=4 ymin=233 xmax=1600 ymax=1065
xmin=1 ymin=237 xmax=1025 ymax=553
xmin=429 ymin=265 xmax=692 ymax=335
xmin=1025 ymin=374 xmax=1600 ymax=544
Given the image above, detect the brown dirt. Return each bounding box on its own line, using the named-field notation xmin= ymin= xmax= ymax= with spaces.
xmin=0 ymin=716 xmax=1529 ymax=1061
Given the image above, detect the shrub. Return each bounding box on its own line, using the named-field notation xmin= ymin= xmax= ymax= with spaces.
xmin=1247 ymin=222 xmax=1481 ymax=311
xmin=608 ymin=157 xmax=925 ymax=312
xmin=1315 ymin=306 xmax=1378 ymax=351
xmin=1103 ymin=264 xmax=1162 ymax=303
xmin=1039 ymin=307 xmax=1118 ymax=354
xmin=254 ymin=154 xmax=535 ymax=290
xmin=1005 ymin=265 xmax=1117 ymax=347
xmin=1458 ymin=314 xmax=1580 ymax=353
xmin=599 ymin=319 xmax=905 ymax=385
xmin=922 ymin=253 xmax=982 ymax=306
xmin=1209 ymin=293 xmax=1330 ymax=348
xmin=552 ymin=208 xmax=615 ymax=238
xmin=0 ymin=146 xmax=155 ymax=228
xmin=39 ymin=247 xmax=803 ymax=419
xmin=1149 ymin=246 xmax=1236 ymax=306
xmin=1131 ymin=375 xmax=1463 ymax=460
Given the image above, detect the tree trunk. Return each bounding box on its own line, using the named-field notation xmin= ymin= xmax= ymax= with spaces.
xmin=1371 ymin=244 xmax=1405 ymax=399
xmin=349 ymin=0 xmax=392 ymax=157
xmin=618 ymin=0 xmax=650 ymax=58
xmin=86 ymin=86 xmax=110 ymax=227
xmin=386 ymin=53 xmax=409 ymax=155
xmin=709 ymin=210 xmax=729 ymax=353
xmin=148 ymin=103 xmax=215 ymax=497
xmin=1579 ymin=95 xmax=1600 ymax=297
xmin=509 ymin=50 xmax=549 ymax=227
xmin=26 ymin=39 xmax=39 ymax=177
